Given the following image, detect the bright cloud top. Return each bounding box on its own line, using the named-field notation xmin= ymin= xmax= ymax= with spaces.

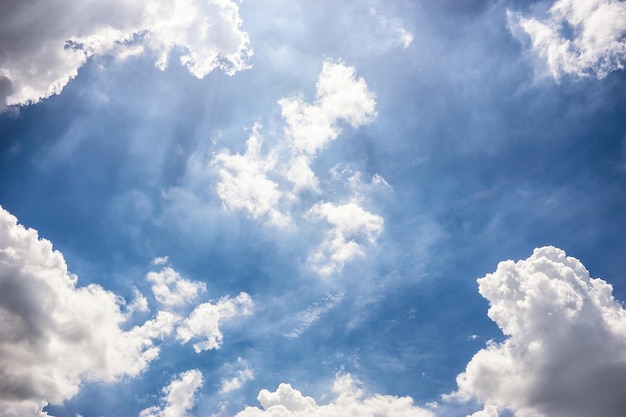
xmin=234 ymin=374 xmax=434 ymax=417
xmin=0 ymin=0 xmax=251 ymax=106
xmin=140 ymin=369 xmax=204 ymax=417
xmin=451 ymin=246 xmax=626 ymax=417
xmin=0 ymin=206 xmax=178 ymax=415
xmin=510 ymin=0 xmax=626 ymax=79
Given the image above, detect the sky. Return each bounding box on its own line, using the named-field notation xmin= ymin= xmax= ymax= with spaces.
xmin=0 ymin=0 xmax=625 ymax=416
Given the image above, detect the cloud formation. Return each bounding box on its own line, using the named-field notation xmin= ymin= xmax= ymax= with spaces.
xmin=451 ymin=246 xmax=626 ymax=417
xmin=211 ymin=59 xmax=384 ymax=276
xmin=509 ymin=0 xmax=626 ymax=79
xmin=0 ymin=0 xmax=251 ymax=106
xmin=176 ymin=292 xmax=254 ymax=353
xmin=234 ymin=374 xmax=434 ymax=417
xmin=0 ymin=206 xmax=177 ymax=416
xmin=306 ymin=202 xmax=384 ymax=277
xmin=147 ymin=266 xmax=206 ymax=308
xmin=139 ymin=369 xmax=204 ymax=417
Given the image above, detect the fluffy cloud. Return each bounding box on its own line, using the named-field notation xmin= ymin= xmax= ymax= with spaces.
xmin=147 ymin=267 xmax=206 ymax=308
xmin=509 ymin=0 xmax=626 ymax=79
xmin=0 ymin=206 xmax=177 ymax=415
xmin=234 ymin=374 xmax=433 ymax=417
xmin=212 ymin=125 xmax=290 ymax=228
xmin=0 ymin=0 xmax=251 ymax=106
xmin=451 ymin=246 xmax=626 ymax=417
xmin=280 ymin=59 xmax=377 ymax=157
xmin=306 ymin=202 xmax=384 ymax=277
xmin=139 ymin=369 xmax=204 ymax=417
xmin=176 ymin=292 xmax=254 ymax=353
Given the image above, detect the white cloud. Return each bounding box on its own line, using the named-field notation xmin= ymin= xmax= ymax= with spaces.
xmin=467 ymin=404 xmax=499 ymax=417
xmin=212 ymin=125 xmax=291 ymax=228
xmin=219 ymin=358 xmax=255 ymax=394
xmin=450 ymin=246 xmax=626 ymax=417
xmin=509 ymin=0 xmax=626 ymax=79
xmin=147 ymin=266 xmax=206 ymax=308
xmin=233 ymin=374 xmax=434 ymax=417
xmin=176 ymin=292 xmax=253 ymax=353
xmin=0 ymin=206 xmax=178 ymax=416
xmin=306 ymin=202 xmax=384 ymax=277
xmin=280 ymin=59 xmax=377 ymax=157
xmin=139 ymin=369 xmax=204 ymax=417
xmin=0 ymin=0 xmax=251 ymax=106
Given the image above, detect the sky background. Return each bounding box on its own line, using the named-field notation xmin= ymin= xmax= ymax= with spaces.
xmin=1 ymin=1 xmax=625 ymax=417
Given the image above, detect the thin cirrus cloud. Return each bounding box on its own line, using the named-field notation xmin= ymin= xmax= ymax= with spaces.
xmin=448 ymin=246 xmax=626 ymax=417
xmin=508 ymin=0 xmax=626 ymax=79
xmin=0 ymin=0 xmax=251 ymax=107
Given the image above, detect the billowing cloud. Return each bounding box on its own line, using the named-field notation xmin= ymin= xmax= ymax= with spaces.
xmin=0 ymin=206 xmax=178 ymax=415
xmin=176 ymin=292 xmax=254 ymax=353
xmin=450 ymin=246 xmax=626 ymax=417
xmin=139 ymin=369 xmax=204 ymax=417
xmin=509 ymin=0 xmax=626 ymax=79
xmin=233 ymin=374 xmax=433 ymax=417
xmin=306 ymin=202 xmax=384 ymax=277
xmin=147 ymin=266 xmax=206 ymax=308
xmin=0 ymin=0 xmax=251 ymax=106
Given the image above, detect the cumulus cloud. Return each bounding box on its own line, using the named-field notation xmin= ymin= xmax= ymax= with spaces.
xmin=234 ymin=374 xmax=434 ymax=417
xmin=212 ymin=125 xmax=290 ymax=228
xmin=509 ymin=0 xmax=626 ymax=79
xmin=306 ymin=202 xmax=384 ymax=277
xmin=0 ymin=206 xmax=178 ymax=416
xmin=176 ymin=292 xmax=253 ymax=353
xmin=139 ymin=369 xmax=204 ymax=417
xmin=279 ymin=59 xmax=377 ymax=157
xmin=450 ymin=246 xmax=626 ymax=417
xmin=147 ymin=266 xmax=206 ymax=308
xmin=0 ymin=0 xmax=251 ymax=106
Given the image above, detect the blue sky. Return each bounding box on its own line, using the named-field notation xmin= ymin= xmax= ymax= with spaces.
xmin=1 ymin=1 xmax=625 ymax=417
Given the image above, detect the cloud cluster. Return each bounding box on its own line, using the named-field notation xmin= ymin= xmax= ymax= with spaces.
xmin=509 ymin=0 xmax=626 ymax=79
xmin=451 ymin=246 xmax=626 ymax=417
xmin=0 ymin=206 xmax=177 ymax=415
xmin=212 ymin=59 xmax=383 ymax=276
xmin=234 ymin=374 xmax=434 ymax=417
xmin=0 ymin=0 xmax=251 ymax=106
xmin=140 ymin=369 xmax=204 ymax=417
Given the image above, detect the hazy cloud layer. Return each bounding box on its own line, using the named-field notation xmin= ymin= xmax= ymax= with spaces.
xmin=451 ymin=246 xmax=626 ymax=417
xmin=0 ymin=206 xmax=177 ymax=415
xmin=510 ymin=0 xmax=626 ymax=79
xmin=234 ymin=374 xmax=434 ymax=417
xmin=0 ymin=0 xmax=251 ymax=106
